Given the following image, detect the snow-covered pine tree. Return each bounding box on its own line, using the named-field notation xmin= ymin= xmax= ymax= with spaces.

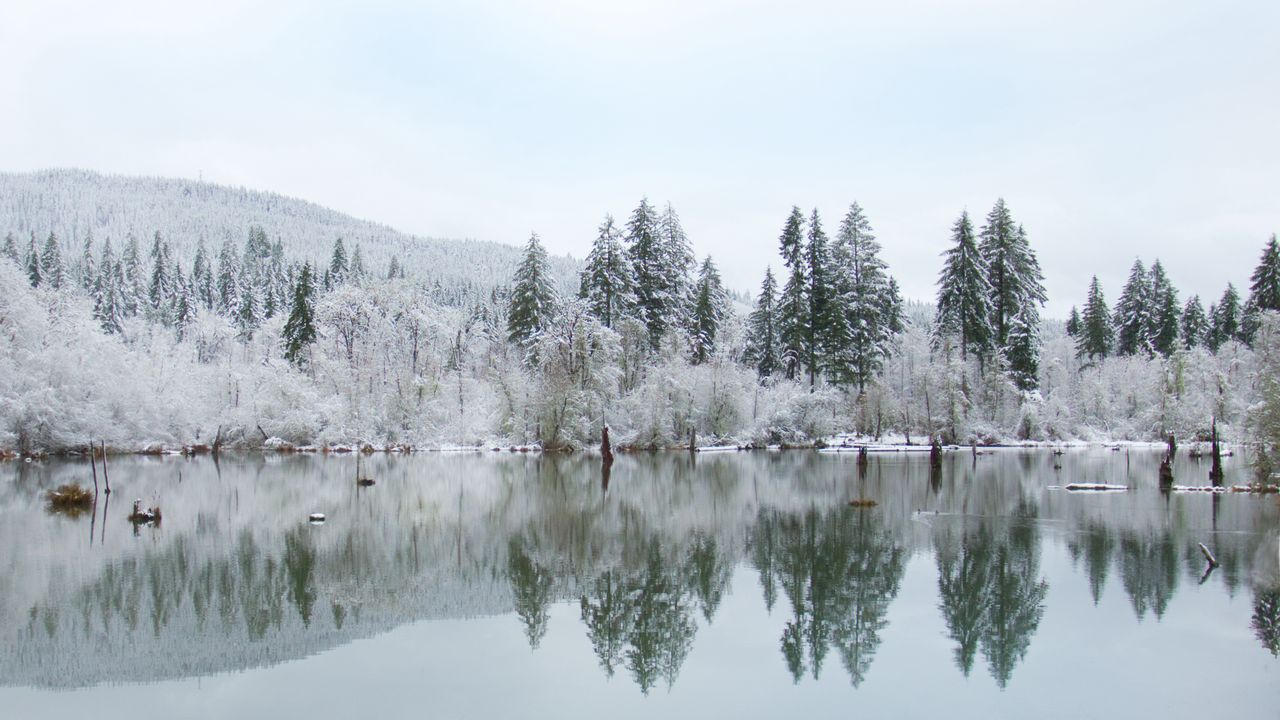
xmin=172 ymin=262 xmax=193 ymax=341
xmin=25 ymin=234 xmax=41 ymax=287
xmin=933 ymin=210 xmax=993 ymax=362
xmin=660 ymin=203 xmax=696 ymax=339
xmin=1076 ymin=276 xmax=1113 ymax=361
xmin=93 ymin=239 xmax=124 ymax=334
xmin=79 ymin=232 xmax=96 ymax=292
xmin=283 ymin=263 xmax=317 ymax=368
xmin=689 ymin=255 xmax=728 ymax=365
xmin=387 ymin=255 xmax=402 ymax=281
xmin=329 ymin=237 xmax=349 ymax=288
xmin=979 ymin=200 xmax=1046 ymax=351
xmin=120 ymin=233 xmax=145 ymax=317
xmin=216 ymin=239 xmax=240 ymax=317
xmin=1005 ymin=304 xmax=1040 ymax=392
xmin=1250 ymin=234 xmax=1280 ymax=312
xmin=1113 ymin=259 xmax=1153 ymax=356
xmin=191 ymin=238 xmax=214 ymax=311
xmin=777 ymin=206 xmax=808 ymax=380
xmin=1 ymin=233 xmax=18 ymax=265
xmin=624 ymin=198 xmax=668 ymax=350
xmin=350 ymin=244 xmax=366 ymax=281
xmin=744 ymin=267 xmax=780 ymax=379
xmin=829 ymin=202 xmax=900 ymax=391
xmin=1147 ymin=260 xmax=1180 ymax=356
xmin=507 ymin=233 xmax=558 ymax=350
xmin=1180 ymin=295 xmax=1207 ymax=349
xmin=1242 ymin=234 xmax=1280 ymax=345
xmin=235 ymin=270 xmax=260 ymax=342
xmin=1207 ymin=283 xmax=1242 ymax=351
xmin=804 ymin=208 xmax=832 ymax=388
xmin=148 ymin=231 xmax=172 ymax=320
xmin=579 ymin=214 xmax=635 ymax=329
xmin=40 ymin=233 xmax=64 ymax=289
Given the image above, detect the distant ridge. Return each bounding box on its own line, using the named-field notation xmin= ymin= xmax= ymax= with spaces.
xmin=0 ymin=168 xmax=579 ymax=294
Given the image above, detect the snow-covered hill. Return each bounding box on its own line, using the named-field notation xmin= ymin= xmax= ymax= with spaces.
xmin=0 ymin=168 xmax=580 ymax=293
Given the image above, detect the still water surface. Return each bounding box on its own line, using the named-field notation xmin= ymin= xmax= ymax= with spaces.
xmin=1 ymin=449 xmax=1277 ymax=718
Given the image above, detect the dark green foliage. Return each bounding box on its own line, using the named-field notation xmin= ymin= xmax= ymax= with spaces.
xmin=979 ymin=200 xmax=1045 ymax=350
xmin=1065 ymin=307 xmax=1080 ymax=337
xmin=40 ymin=233 xmax=64 ymax=289
xmin=1180 ymin=295 xmax=1207 ymax=349
xmin=1207 ymin=284 xmax=1242 ymax=351
xmin=328 ymin=237 xmax=349 ymax=288
xmin=1249 ymin=234 xmax=1280 ymax=312
xmin=507 ymin=233 xmax=558 ymax=349
xmin=283 ymin=264 xmax=317 ymax=367
xmin=1113 ymin=259 xmax=1152 ymax=356
xmin=829 ymin=202 xmax=901 ymax=391
xmin=777 ymin=207 xmax=808 ymax=380
xmin=579 ymin=214 xmax=635 ymax=329
xmin=689 ymin=256 xmax=727 ymax=365
xmin=25 ymin=234 xmax=41 ymax=287
xmin=934 ymin=210 xmax=993 ymax=361
xmin=1076 ymin=276 xmax=1113 ymax=361
xmin=745 ymin=267 xmax=780 ymax=379
xmin=1147 ymin=260 xmax=1180 ymax=356
xmin=625 ymin=198 xmax=669 ymax=349
xmin=1005 ymin=306 xmax=1039 ymax=392
xmin=804 ymin=208 xmax=831 ymax=388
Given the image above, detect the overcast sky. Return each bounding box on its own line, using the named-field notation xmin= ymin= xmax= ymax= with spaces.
xmin=3 ymin=0 xmax=1277 ymax=315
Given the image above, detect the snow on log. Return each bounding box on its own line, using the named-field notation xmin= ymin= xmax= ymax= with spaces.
xmin=1063 ymin=483 xmax=1129 ymax=492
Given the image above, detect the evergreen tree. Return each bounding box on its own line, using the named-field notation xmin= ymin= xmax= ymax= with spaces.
xmin=744 ymin=267 xmax=780 ymax=379
xmin=1113 ymin=259 xmax=1152 ymax=356
xmin=387 ymin=255 xmax=401 ymax=280
xmin=25 ymin=234 xmax=42 ymax=287
xmin=120 ymin=234 xmax=145 ymax=317
xmin=329 ymin=237 xmax=349 ymax=288
xmin=1065 ymin=307 xmax=1080 ymax=337
xmin=624 ymin=198 xmax=668 ymax=349
xmin=1076 ymin=276 xmax=1114 ymax=361
xmin=350 ymin=244 xmax=366 ymax=280
xmin=79 ymin=232 xmax=96 ymax=292
xmin=979 ymin=201 xmax=1046 ymax=349
xmin=1180 ymin=295 xmax=1207 ymax=349
xmin=1207 ymin=284 xmax=1242 ymax=351
xmin=829 ymin=202 xmax=900 ymax=391
xmin=777 ymin=207 xmax=808 ymax=380
xmin=579 ymin=214 xmax=635 ymax=329
xmin=1147 ymin=260 xmax=1180 ymax=356
xmin=283 ymin=264 xmax=317 ymax=367
xmin=172 ymin=263 xmax=193 ymax=341
xmin=804 ymin=208 xmax=832 ymax=388
xmin=1 ymin=233 xmax=18 ymax=265
xmin=148 ymin=231 xmax=171 ymax=317
xmin=933 ymin=210 xmax=993 ymax=362
xmin=40 ymin=233 xmax=64 ymax=288
xmin=93 ymin=239 xmax=124 ymax=334
xmin=192 ymin=238 xmax=215 ymax=311
xmin=1250 ymin=234 xmax=1280 ymax=312
xmin=1005 ymin=305 xmax=1040 ymax=392
xmin=216 ymin=240 xmax=241 ymax=317
xmin=507 ymin=233 xmax=558 ymax=349
xmin=660 ymin=203 xmax=696 ymax=325
xmin=689 ymin=256 xmax=728 ymax=365
xmin=236 ymin=272 xmax=260 ymax=342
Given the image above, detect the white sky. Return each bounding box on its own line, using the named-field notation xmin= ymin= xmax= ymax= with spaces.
xmin=2 ymin=0 xmax=1277 ymax=315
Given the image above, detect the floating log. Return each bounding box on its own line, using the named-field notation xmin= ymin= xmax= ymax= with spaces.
xmin=308 ymin=512 xmax=326 ymax=523
xmin=1198 ymin=542 xmax=1218 ymax=568
xmin=848 ymin=498 xmax=877 ymax=508
xmin=1064 ymin=483 xmax=1129 ymax=492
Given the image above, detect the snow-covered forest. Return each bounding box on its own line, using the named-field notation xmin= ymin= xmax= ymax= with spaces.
xmin=2 ymin=171 xmax=1278 ymax=454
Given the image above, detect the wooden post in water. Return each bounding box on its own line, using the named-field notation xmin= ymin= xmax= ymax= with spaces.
xmin=930 ymin=436 xmax=942 ymax=471
xmin=1209 ymin=417 xmax=1224 ymax=486
xmin=88 ymin=441 xmax=99 ymax=496
xmin=689 ymin=428 xmax=696 ymax=453
xmin=100 ymin=441 xmax=111 ymax=495
xmin=1159 ymin=434 xmax=1175 ymax=489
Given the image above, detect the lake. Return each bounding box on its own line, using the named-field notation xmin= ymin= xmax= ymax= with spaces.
xmin=1 ymin=448 xmax=1277 ymax=718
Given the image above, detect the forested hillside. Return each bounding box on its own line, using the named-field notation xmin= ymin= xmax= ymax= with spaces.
xmin=1 ymin=171 xmax=1278 ymax=456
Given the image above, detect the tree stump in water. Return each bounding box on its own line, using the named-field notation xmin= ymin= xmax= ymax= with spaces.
xmin=601 ymin=426 xmax=614 ymax=467
xmin=1209 ymin=418 xmax=1224 ymax=486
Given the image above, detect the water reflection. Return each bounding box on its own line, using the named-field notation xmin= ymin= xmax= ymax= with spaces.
xmin=0 ymin=449 xmax=1276 ymax=693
